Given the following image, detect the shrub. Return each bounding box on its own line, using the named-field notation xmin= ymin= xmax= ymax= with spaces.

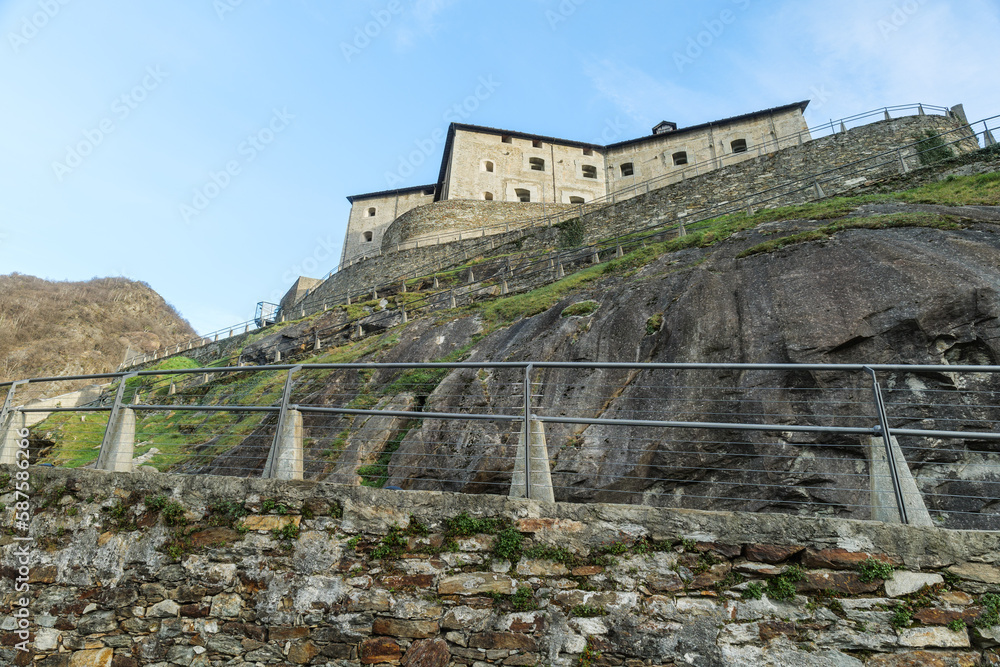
xmin=766 ymin=565 xmax=803 ymax=601
xmin=491 ymin=527 xmax=524 ymax=562
xmin=915 ymin=130 xmax=954 ymax=166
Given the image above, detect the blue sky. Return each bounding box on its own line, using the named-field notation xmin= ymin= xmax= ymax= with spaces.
xmin=2 ymin=0 xmax=998 ymax=334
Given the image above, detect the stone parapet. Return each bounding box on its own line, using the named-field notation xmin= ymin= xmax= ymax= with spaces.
xmin=2 ymin=465 xmax=998 ymax=666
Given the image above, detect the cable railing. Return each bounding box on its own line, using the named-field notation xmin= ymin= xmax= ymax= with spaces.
xmin=3 ymin=361 xmax=999 ymax=530
xmin=124 ymin=106 xmax=993 ymax=369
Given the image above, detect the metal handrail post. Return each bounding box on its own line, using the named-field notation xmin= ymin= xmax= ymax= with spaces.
xmin=264 ymin=365 xmax=303 ymax=477
xmin=523 ymin=363 xmax=533 ymax=499
xmin=864 ymin=367 xmax=908 ymax=524
xmin=0 ymin=380 xmax=27 ymax=427
xmin=96 ymin=372 xmax=138 ymax=468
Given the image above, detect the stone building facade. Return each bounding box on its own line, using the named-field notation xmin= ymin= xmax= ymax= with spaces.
xmin=341 ymin=101 xmax=811 ymax=266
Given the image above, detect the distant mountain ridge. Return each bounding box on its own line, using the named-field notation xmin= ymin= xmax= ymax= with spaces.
xmin=0 ymin=273 xmax=196 ymax=383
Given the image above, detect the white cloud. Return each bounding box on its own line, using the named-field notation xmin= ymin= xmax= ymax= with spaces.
xmin=743 ymin=0 xmax=1000 ymax=126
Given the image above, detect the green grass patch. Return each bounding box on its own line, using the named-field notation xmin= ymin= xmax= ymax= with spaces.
xmin=645 ymin=313 xmax=664 ymax=335
xmin=31 ymin=410 xmax=109 ymax=468
xmin=473 ymin=262 xmax=608 ymax=326
xmin=561 ymin=300 xmax=600 ymax=318
xmin=737 ymin=213 xmax=962 ymax=258
xmin=357 ymin=419 xmax=418 ymax=488
xmin=896 ymin=171 xmax=1000 ymax=206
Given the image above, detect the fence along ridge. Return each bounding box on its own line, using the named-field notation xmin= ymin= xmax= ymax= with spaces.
xmin=4 ymin=361 xmax=1000 ymax=529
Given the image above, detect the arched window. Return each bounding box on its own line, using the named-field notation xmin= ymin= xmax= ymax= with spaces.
xmin=569 ymin=196 xmax=585 ymax=204
xmin=363 ymin=231 xmax=373 ymax=242
xmin=731 ymin=139 xmax=748 ymax=154
xmin=367 ymin=207 xmax=376 ymax=217
xmin=672 ymin=151 xmax=688 ymax=166
xmin=484 ymin=161 xmax=494 ymax=172
xmin=515 ymin=188 xmax=531 ymax=202
xmin=529 ymin=157 xmax=545 ymax=172
xmin=581 ymin=165 xmax=597 ymax=179
xmin=620 ymin=162 xmax=634 ymax=177
xmin=484 ymin=192 xmax=494 ymax=200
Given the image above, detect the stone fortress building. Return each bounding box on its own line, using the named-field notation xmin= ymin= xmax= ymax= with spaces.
xmin=339 ymin=101 xmax=811 ymax=266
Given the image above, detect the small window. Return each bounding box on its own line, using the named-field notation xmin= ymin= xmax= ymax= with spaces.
xmin=532 ymin=139 xmax=542 ymax=148
xmin=529 ymin=157 xmax=545 ymax=172
xmin=581 ymin=165 xmax=597 ymax=179
xmin=672 ymin=151 xmax=688 ymax=166
xmin=484 ymin=161 xmax=494 ymax=173
xmin=583 ymin=148 xmax=593 ymax=156
xmin=367 ymin=207 xmax=376 ymax=217
xmin=363 ymin=231 xmax=373 ymax=242
xmin=569 ymin=196 xmax=585 ymax=204
xmin=731 ymin=139 xmax=748 ymax=154
xmin=423 ymin=188 xmax=434 ymax=195
xmin=484 ymin=192 xmax=494 ymax=200
xmin=620 ymin=162 xmax=634 ymax=177
xmin=501 ymin=135 xmax=512 ymax=144
xmin=515 ymin=188 xmax=531 ymax=203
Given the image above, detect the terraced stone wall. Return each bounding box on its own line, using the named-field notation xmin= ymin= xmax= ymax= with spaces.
xmin=3 ymin=466 xmax=998 ymax=667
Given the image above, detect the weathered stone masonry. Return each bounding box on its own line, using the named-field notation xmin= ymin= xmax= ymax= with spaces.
xmin=3 ymin=466 xmax=999 ymax=666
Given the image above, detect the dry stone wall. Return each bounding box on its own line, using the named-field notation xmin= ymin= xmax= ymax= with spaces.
xmin=2 ymin=466 xmax=999 ymax=666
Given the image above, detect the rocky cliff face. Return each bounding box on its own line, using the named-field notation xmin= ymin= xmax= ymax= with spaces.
xmin=232 ymin=199 xmax=1000 ymax=530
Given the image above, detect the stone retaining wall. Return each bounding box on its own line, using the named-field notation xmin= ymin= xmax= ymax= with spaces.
xmin=380 ymin=201 xmax=576 ymax=251
xmin=1 ymin=466 xmax=998 ymax=666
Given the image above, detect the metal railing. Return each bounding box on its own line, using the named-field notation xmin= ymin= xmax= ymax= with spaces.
xmin=3 ymin=362 xmax=999 ymax=530
xmin=124 ymin=107 xmax=994 ymax=369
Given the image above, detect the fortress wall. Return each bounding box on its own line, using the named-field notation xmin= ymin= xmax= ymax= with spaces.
xmin=379 ymin=200 xmax=576 ymax=250
xmin=603 ymin=105 xmax=810 ymax=195
xmin=575 ymin=114 xmax=979 ymax=243
xmin=443 ymin=128 xmax=608 ymax=204
xmin=4 ymin=464 xmax=999 ymax=666
xmin=342 ymin=189 xmax=437 ymax=266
